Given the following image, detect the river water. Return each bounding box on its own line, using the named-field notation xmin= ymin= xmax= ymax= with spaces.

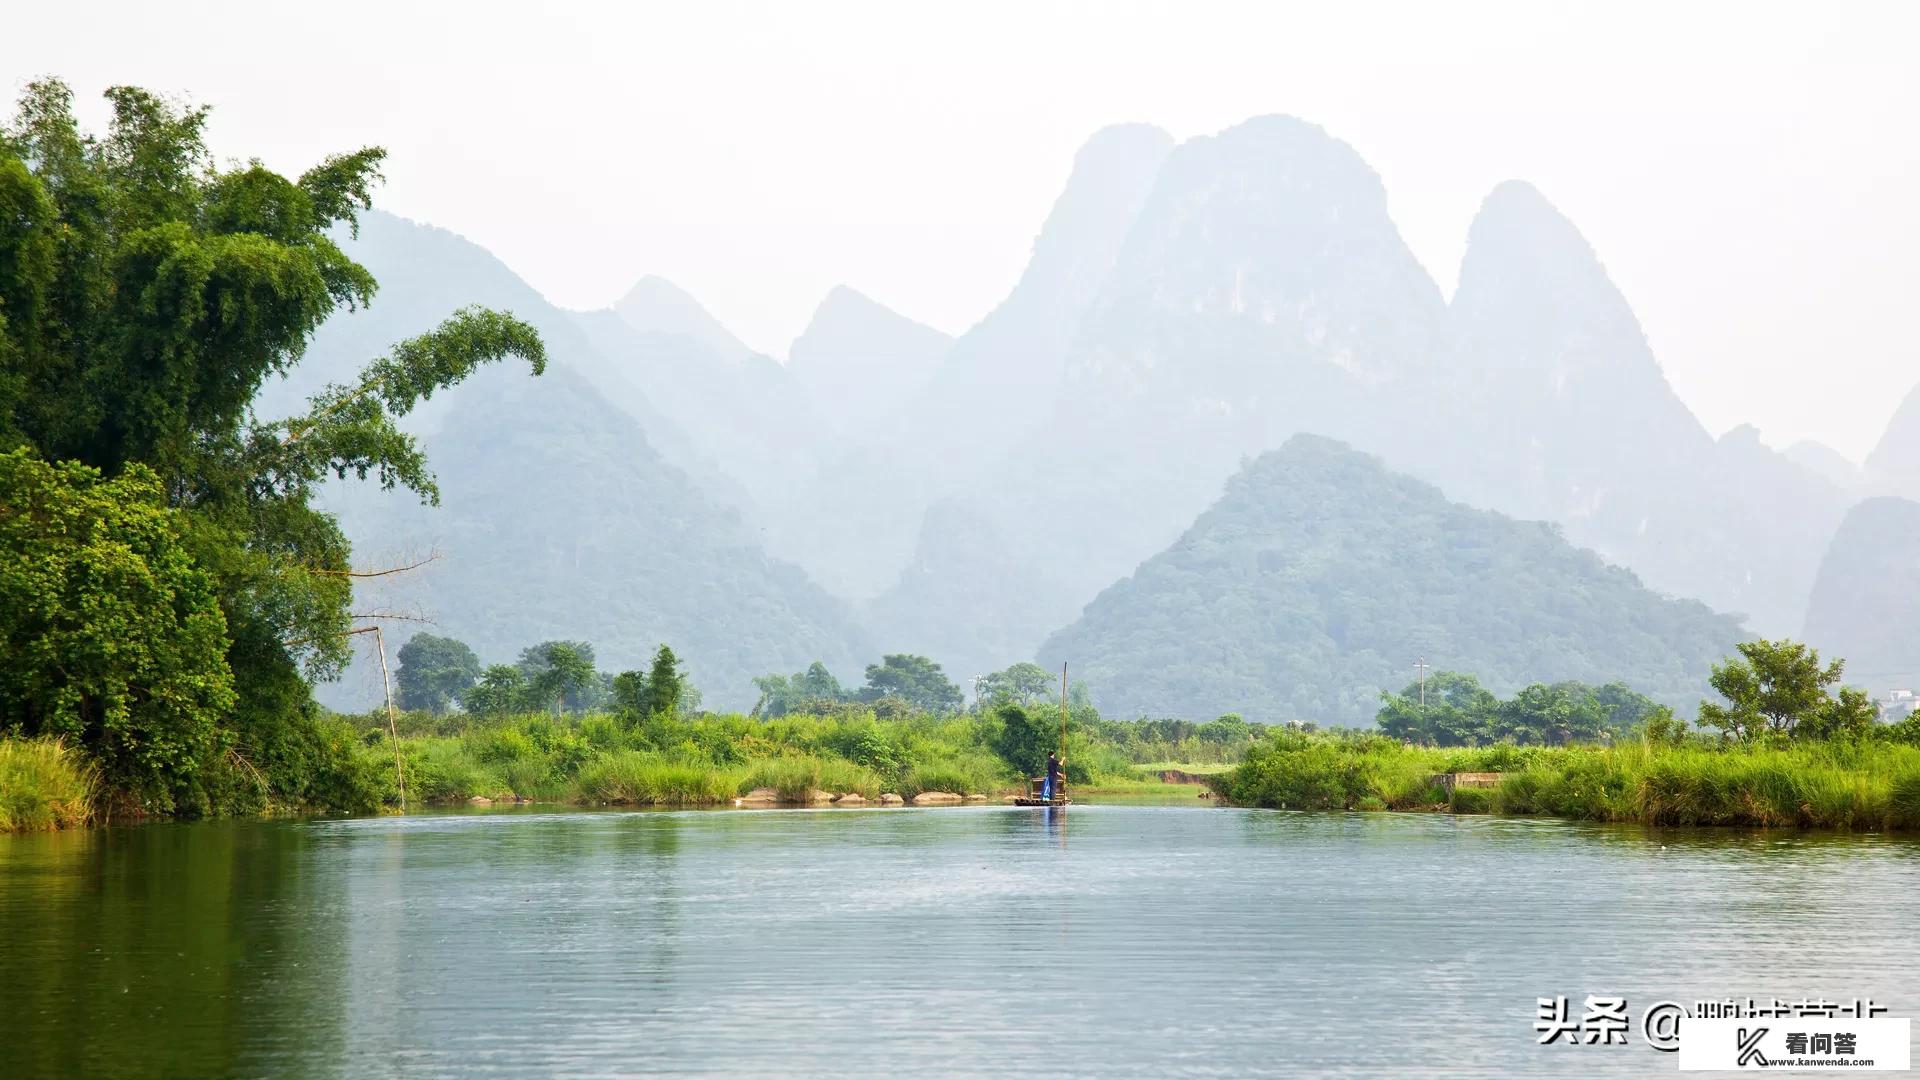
xmin=3 ymin=804 xmax=1917 ymax=1077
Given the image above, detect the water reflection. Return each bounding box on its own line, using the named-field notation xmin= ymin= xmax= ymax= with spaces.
xmin=2 ymin=807 xmax=1917 ymax=1078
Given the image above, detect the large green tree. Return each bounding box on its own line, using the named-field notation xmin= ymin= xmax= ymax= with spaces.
xmin=1699 ymin=639 xmax=1875 ymax=742
xmin=393 ymin=633 xmax=481 ymax=713
xmin=517 ymin=641 xmax=599 ymax=715
xmin=861 ymin=653 xmax=963 ymax=714
xmin=0 ymin=80 xmax=544 ymax=810
xmin=978 ymin=662 xmax=1054 ymax=708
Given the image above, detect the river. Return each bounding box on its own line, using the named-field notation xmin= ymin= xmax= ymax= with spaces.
xmin=3 ymin=804 xmax=1917 ymax=1077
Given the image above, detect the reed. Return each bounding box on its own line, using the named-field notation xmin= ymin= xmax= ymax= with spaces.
xmin=0 ymin=738 xmax=98 ymax=831
xmin=575 ymin=751 xmax=742 ymax=805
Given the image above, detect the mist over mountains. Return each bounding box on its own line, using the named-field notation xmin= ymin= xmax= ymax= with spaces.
xmin=282 ymin=114 xmax=1914 ymax=720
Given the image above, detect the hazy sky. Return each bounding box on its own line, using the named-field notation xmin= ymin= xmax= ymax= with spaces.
xmin=6 ymin=1 xmax=1915 ymax=458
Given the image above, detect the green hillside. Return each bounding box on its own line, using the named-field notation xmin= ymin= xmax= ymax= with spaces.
xmin=1040 ymin=435 xmax=1746 ymax=724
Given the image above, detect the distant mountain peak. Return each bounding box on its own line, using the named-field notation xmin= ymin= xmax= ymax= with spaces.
xmin=787 ymin=283 xmax=951 ymax=434
xmin=797 ymin=284 xmax=949 ymax=351
xmin=1866 ymin=381 xmax=1920 ymax=494
xmin=612 ymin=274 xmax=752 ymax=364
xmin=1460 ymin=180 xmax=1614 ymax=295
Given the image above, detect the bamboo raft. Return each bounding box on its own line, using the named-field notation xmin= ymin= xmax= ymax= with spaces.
xmin=1012 ymin=776 xmax=1068 ymax=807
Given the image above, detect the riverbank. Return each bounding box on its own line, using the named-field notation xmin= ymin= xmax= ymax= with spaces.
xmin=0 ymin=706 xmax=1250 ymax=828
xmin=1215 ymin=733 xmax=1920 ymax=830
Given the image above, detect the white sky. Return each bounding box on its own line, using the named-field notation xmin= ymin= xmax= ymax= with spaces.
xmin=6 ymin=0 xmax=1916 ymax=458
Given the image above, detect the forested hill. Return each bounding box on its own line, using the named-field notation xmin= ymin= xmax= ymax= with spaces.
xmin=282 ymin=213 xmax=870 ymax=711
xmin=1039 ymin=435 xmax=1747 ymax=724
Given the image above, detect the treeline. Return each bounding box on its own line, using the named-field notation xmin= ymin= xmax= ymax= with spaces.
xmin=1374 ymin=675 xmax=1665 ymax=747
xmin=394 ymin=637 xmax=984 ymax=721
xmin=393 ymin=636 xmax=697 ymax=720
xmin=1370 ymin=640 xmax=1893 ymax=749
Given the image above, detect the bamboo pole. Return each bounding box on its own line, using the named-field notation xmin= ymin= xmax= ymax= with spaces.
xmin=1059 ymin=663 xmax=1069 ymax=803
xmin=372 ymin=626 xmax=406 ymax=810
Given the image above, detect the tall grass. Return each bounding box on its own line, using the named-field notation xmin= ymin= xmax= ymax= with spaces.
xmin=575 ymin=751 xmax=742 ymax=805
xmin=0 ymin=738 xmax=98 ymax=831
xmin=898 ymin=751 xmax=1003 ymax=798
xmin=739 ymin=755 xmax=884 ymax=801
xmin=1220 ymin=733 xmax=1920 ymax=830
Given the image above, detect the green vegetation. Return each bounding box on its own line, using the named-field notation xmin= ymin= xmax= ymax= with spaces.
xmin=1375 ymin=674 xmax=1665 ymax=746
xmin=859 ymin=654 xmax=965 ymax=714
xmin=394 ymin=633 xmax=482 ymax=713
xmin=1220 ymin=640 xmax=1920 ymax=830
xmin=1041 ymin=434 xmax=1746 ymax=724
xmin=1218 ymin=731 xmax=1920 ymax=830
xmin=0 ymin=737 xmax=98 ymax=830
xmin=1696 ymin=639 xmax=1876 ymax=743
xmin=298 ymin=694 xmax=1271 ymax=810
xmin=0 ymin=79 xmax=544 ymax=818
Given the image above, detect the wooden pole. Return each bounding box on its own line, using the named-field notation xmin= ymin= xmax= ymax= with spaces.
xmin=1059 ymin=663 xmax=1069 ymax=802
xmin=373 ymin=626 xmax=406 ymax=811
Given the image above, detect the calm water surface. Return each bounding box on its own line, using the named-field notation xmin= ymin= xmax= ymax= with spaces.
xmin=4 ymin=805 xmax=1918 ymax=1077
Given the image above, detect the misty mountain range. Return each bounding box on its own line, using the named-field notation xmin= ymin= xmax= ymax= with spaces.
xmin=271 ymin=115 xmax=1919 ymax=718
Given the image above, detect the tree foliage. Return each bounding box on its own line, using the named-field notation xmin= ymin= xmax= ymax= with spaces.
xmin=1698 ymin=639 xmax=1876 ymax=743
xmin=1375 ymin=672 xmax=1661 ymax=747
xmin=978 ymin=662 xmax=1054 ymax=708
xmin=861 ymin=654 xmax=963 ymax=715
xmin=751 ymin=661 xmax=848 ymax=718
xmin=461 ymin=664 xmax=525 ymax=718
xmin=987 ymin=704 xmax=1061 ymax=777
xmin=0 ymin=80 xmax=544 ymax=811
xmin=393 ymin=633 xmax=480 ymax=714
xmin=517 ymin=640 xmax=599 ymax=715
xmin=612 ymin=645 xmax=695 ymax=720
xmin=0 ymin=451 xmax=235 ymax=808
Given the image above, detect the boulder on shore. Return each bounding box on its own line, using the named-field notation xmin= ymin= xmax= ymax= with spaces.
xmin=834 ymin=793 xmax=866 ymax=806
xmin=963 ymin=793 xmax=988 ymax=802
xmin=910 ymin=791 xmax=964 ymax=806
xmin=878 ymin=793 xmax=905 ymax=806
xmin=807 ymin=788 xmax=837 ymax=804
xmin=734 ymin=787 xmax=779 ymax=807
xmin=467 ymin=796 xmax=493 ymax=806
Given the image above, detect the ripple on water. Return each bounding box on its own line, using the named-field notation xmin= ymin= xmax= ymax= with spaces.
xmin=3 ymin=805 xmax=1918 ymax=1077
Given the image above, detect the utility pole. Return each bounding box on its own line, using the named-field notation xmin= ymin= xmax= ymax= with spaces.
xmin=1415 ymin=656 xmax=1431 ymax=709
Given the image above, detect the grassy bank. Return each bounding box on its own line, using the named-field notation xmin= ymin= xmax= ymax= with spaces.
xmin=1217 ymin=732 xmax=1920 ymax=830
xmin=0 ymin=703 xmax=1247 ymax=827
xmin=323 ymin=708 xmax=1236 ymax=811
xmin=0 ymin=738 xmax=97 ymax=831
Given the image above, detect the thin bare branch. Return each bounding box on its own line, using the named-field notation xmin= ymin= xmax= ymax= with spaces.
xmin=306 ymin=551 xmax=441 ymax=579
xmin=347 ymin=611 xmax=437 ymax=624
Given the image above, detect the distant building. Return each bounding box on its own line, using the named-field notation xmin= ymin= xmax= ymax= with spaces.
xmin=1879 ymin=689 xmax=1917 ymax=723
